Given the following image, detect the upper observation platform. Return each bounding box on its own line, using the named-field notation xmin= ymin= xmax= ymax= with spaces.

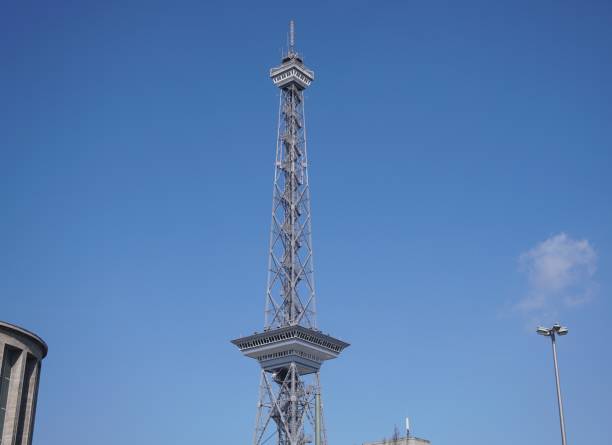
xmin=270 ymin=20 xmax=314 ymax=90
xmin=270 ymin=54 xmax=314 ymax=90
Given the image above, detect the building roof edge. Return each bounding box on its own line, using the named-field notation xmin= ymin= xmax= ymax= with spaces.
xmin=0 ymin=320 xmax=48 ymax=358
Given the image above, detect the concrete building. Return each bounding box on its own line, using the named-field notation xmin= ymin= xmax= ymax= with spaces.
xmin=0 ymin=321 xmax=47 ymax=445
xmin=364 ymin=436 xmax=431 ymax=445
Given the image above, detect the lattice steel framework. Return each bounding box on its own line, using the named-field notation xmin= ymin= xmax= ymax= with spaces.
xmin=265 ymin=52 xmax=315 ymax=330
xmin=232 ymin=21 xmax=348 ymax=445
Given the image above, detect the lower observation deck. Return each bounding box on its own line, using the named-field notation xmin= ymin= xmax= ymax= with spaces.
xmin=232 ymin=325 xmax=349 ymax=375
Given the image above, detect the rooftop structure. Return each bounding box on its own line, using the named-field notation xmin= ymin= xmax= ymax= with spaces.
xmin=363 ymin=437 xmax=430 ymax=445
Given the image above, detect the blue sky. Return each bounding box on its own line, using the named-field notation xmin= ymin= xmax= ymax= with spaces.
xmin=2 ymin=1 xmax=611 ymax=444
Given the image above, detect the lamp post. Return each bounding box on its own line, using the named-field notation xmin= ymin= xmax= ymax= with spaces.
xmin=537 ymin=323 xmax=569 ymax=445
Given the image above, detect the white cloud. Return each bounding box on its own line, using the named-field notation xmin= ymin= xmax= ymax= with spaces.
xmin=517 ymin=233 xmax=597 ymax=314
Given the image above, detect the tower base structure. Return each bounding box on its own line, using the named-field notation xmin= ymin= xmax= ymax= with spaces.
xmin=233 ymin=327 xmax=348 ymax=445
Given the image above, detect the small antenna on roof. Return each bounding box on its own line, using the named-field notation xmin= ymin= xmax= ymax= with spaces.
xmin=289 ymin=20 xmax=295 ymax=54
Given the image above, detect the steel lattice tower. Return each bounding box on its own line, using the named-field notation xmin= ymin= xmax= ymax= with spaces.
xmin=232 ymin=21 xmax=349 ymax=445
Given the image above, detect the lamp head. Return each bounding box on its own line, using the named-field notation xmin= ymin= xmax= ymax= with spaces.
xmin=537 ymin=326 xmax=551 ymax=336
xmin=551 ymin=323 xmax=569 ymax=335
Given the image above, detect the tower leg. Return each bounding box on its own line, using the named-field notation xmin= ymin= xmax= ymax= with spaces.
xmin=315 ymin=373 xmax=327 ymax=445
xmin=253 ymin=365 xmax=325 ymax=445
xmin=253 ymin=371 xmax=267 ymax=445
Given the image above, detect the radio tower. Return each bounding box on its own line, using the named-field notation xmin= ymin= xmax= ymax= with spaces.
xmin=232 ymin=21 xmax=349 ymax=445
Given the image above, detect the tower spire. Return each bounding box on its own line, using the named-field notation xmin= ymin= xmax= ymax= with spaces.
xmin=289 ymin=20 xmax=296 ymax=54
xmin=232 ymin=23 xmax=348 ymax=445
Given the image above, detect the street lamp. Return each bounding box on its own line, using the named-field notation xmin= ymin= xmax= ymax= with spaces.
xmin=537 ymin=323 xmax=569 ymax=445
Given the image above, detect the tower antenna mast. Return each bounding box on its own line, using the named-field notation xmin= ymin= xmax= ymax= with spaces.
xmin=289 ymin=19 xmax=295 ymax=53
